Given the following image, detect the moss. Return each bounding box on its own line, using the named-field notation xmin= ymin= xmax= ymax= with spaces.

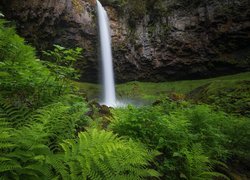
xmin=75 ymin=72 xmax=250 ymax=106
xmin=72 ymin=0 xmax=84 ymax=13
xmin=188 ymin=79 xmax=250 ymax=116
xmin=72 ymin=81 xmax=100 ymax=100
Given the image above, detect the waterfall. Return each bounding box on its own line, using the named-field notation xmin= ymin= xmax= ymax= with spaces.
xmin=96 ymin=0 xmax=116 ymax=106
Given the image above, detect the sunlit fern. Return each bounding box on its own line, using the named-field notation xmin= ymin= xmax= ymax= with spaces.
xmin=61 ymin=128 xmax=161 ymax=180
xmin=31 ymin=95 xmax=90 ymax=152
xmin=0 ymin=105 xmax=58 ymax=179
xmin=0 ymin=97 xmax=87 ymax=179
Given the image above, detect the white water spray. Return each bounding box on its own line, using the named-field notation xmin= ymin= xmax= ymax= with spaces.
xmin=96 ymin=0 xmax=117 ymax=106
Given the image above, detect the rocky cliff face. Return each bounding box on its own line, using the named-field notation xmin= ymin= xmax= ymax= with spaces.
xmin=1 ymin=0 xmax=250 ymax=82
xmin=110 ymin=0 xmax=250 ymax=82
xmin=0 ymin=0 xmax=98 ymax=82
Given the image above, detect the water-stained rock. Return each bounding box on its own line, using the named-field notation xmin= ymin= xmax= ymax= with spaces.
xmin=110 ymin=0 xmax=250 ymax=82
xmin=0 ymin=0 xmax=249 ymax=82
xmin=0 ymin=0 xmax=98 ymax=82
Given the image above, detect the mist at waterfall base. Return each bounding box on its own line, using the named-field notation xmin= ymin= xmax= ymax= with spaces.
xmin=97 ymin=0 xmax=130 ymax=107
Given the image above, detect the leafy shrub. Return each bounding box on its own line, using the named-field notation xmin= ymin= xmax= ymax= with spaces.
xmin=42 ymin=44 xmax=83 ymax=81
xmin=1 ymin=94 xmax=162 ymax=179
xmin=110 ymin=103 xmax=191 ymax=178
xmin=0 ymin=19 xmax=63 ymax=107
xmin=180 ymin=143 xmax=229 ymax=180
xmin=220 ymin=116 xmax=250 ymax=162
xmin=110 ymin=102 xmax=191 ymax=151
xmin=0 ymin=102 xmax=31 ymax=128
xmin=110 ymin=105 xmax=168 ymax=148
xmin=110 ymin=102 xmax=246 ymax=179
xmin=0 ymin=19 xmax=84 ymax=108
xmin=188 ymin=80 xmax=250 ymax=117
xmin=184 ymin=105 xmax=229 ymax=160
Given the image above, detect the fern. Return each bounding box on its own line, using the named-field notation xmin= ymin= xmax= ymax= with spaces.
xmin=0 ymin=105 xmax=21 ymax=179
xmin=181 ymin=144 xmax=229 ymax=180
xmin=60 ymin=128 xmax=161 ymax=180
xmin=185 ymin=105 xmax=229 ymax=159
xmin=0 ymin=118 xmax=49 ymax=179
xmin=0 ymin=18 xmax=70 ymax=108
xmin=0 ymin=96 xmax=89 ymax=179
xmin=30 ymin=95 xmax=90 ymax=151
xmin=0 ymin=102 xmax=31 ymax=128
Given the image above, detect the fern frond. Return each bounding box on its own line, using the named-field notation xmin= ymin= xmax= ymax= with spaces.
xmin=60 ymin=128 xmax=160 ymax=180
xmin=46 ymin=154 xmax=69 ymax=179
xmin=198 ymin=172 xmax=230 ymax=180
xmin=0 ymin=161 xmax=21 ymax=172
xmin=0 ymin=102 xmax=31 ymax=128
xmin=28 ymin=97 xmax=89 ymax=152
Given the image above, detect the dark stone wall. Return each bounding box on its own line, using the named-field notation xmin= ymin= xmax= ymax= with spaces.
xmin=1 ymin=0 xmax=249 ymax=82
xmin=0 ymin=0 xmax=99 ymax=82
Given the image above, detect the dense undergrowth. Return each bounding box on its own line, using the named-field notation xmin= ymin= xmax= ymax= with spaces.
xmin=0 ymin=18 xmax=249 ymax=179
xmin=110 ymin=102 xmax=250 ymax=179
xmin=0 ymin=19 xmax=159 ymax=180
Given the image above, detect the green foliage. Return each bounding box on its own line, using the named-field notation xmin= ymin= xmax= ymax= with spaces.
xmin=117 ymin=72 xmax=250 ymax=102
xmin=42 ymin=44 xmax=83 ymax=81
xmin=1 ymin=94 xmax=160 ymax=179
xmin=0 ymin=107 xmax=15 ymax=151
xmin=0 ymin=102 xmax=31 ymax=128
xmin=184 ymin=105 xmax=229 ymax=159
xmin=0 ymin=96 xmax=90 ymax=179
xmin=109 ymin=102 xmax=191 ymax=178
xmin=110 ymin=101 xmax=248 ymax=179
xmin=60 ymin=128 xmax=160 ymax=179
xmin=0 ymin=19 xmax=64 ymax=107
xmin=220 ymin=116 xmax=250 ymax=161
xmin=0 ymin=19 xmax=85 ymax=108
xmin=0 ymin=103 xmax=57 ymax=179
xmin=188 ymin=80 xmax=250 ymax=117
xmin=0 ymin=11 xmax=249 ymax=180
xmin=180 ymin=144 xmax=229 ymax=180
xmin=31 ymin=95 xmax=90 ymax=152
xmin=75 ymin=72 xmax=250 ymax=106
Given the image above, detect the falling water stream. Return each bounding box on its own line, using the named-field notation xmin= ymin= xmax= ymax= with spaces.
xmin=96 ymin=0 xmax=145 ymax=107
xmin=96 ymin=0 xmax=116 ymax=106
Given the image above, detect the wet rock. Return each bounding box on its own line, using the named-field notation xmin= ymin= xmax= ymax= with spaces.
xmin=110 ymin=0 xmax=250 ymax=82
xmin=0 ymin=0 xmax=249 ymax=82
xmin=86 ymin=100 xmax=113 ymax=129
xmin=0 ymin=0 xmax=98 ymax=82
